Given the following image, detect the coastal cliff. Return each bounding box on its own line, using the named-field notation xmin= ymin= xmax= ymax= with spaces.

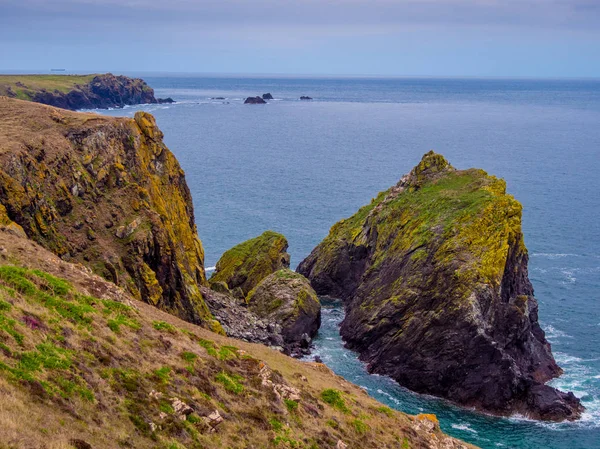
xmin=0 ymin=74 xmax=171 ymax=110
xmin=0 ymin=97 xmax=213 ymax=326
xmin=0 ymin=227 xmax=474 ymax=449
xmin=298 ymin=151 xmax=583 ymax=421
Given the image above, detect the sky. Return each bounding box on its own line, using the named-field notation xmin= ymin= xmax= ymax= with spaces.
xmin=1 ymin=0 xmax=599 ymax=77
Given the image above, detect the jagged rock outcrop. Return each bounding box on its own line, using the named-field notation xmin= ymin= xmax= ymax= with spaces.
xmin=298 ymin=151 xmax=583 ymax=421
xmin=209 ymin=230 xmax=290 ymax=298
xmin=248 ymin=269 xmax=321 ymax=354
xmin=0 ymin=73 xmax=167 ymax=110
xmin=0 ymin=97 xmax=214 ymax=326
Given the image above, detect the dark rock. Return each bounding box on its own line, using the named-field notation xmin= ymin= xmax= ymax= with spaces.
xmin=157 ymin=97 xmax=175 ymax=104
xmin=244 ymin=96 xmax=267 ymax=104
xmin=211 ymin=97 xmax=226 ymax=100
xmin=248 ymin=269 xmax=321 ymax=354
xmin=298 ymin=151 xmax=583 ymax=422
xmin=31 ymin=73 xmax=159 ymax=110
xmin=69 ymin=439 xmax=92 ymax=449
xmin=262 ymin=93 xmax=274 ymax=100
xmin=300 ymin=96 xmax=312 ymax=100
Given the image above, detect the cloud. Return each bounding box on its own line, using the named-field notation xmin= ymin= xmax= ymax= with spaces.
xmin=2 ymin=0 xmax=599 ymax=31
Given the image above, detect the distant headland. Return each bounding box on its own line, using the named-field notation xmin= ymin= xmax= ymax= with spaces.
xmin=0 ymin=73 xmax=174 ymax=110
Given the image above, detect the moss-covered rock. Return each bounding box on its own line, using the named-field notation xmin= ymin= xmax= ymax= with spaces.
xmin=298 ymin=151 xmax=582 ymax=421
xmin=248 ymin=269 xmax=321 ymax=353
xmin=209 ymin=231 xmax=290 ymax=297
xmin=0 ymin=98 xmax=212 ymax=325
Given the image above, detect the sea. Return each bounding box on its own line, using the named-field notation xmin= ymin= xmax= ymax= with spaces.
xmin=97 ymin=75 xmax=600 ymax=449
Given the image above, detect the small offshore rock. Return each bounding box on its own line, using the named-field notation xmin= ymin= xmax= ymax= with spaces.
xmin=262 ymin=93 xmax=274 ymax=100
xmin=244 ymin=96 xmax=267 ymax=104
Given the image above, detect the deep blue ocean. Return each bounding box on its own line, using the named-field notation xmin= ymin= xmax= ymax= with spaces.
xmin=98 ymin=75 xmax=600 ymax=449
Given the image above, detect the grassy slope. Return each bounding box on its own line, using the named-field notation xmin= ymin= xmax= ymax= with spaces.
xmin=0 ymin=230 xmax=473 ymax=449
xmin=0 ymin=75 xmax=97 ymax=100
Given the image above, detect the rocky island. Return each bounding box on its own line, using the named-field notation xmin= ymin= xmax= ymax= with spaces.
xmin=0 ymin=97 xmax=474 ymax=448
xmin=207 ymin=231 xmax=321 ymax=356
xmin=298 ymin=151 xmax=583 ymax=421
xmin=0 ymin=73 xmax=173 ymax=110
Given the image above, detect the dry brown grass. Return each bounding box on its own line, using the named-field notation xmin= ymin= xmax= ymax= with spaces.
xmin=0 ymin=229 xmax=474 ymax=449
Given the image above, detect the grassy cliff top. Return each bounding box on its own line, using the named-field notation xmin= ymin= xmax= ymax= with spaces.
xmin=0 ymin=229 xmax=473 ymax=449
xmin=309 ymin=151 xmax=524 ymax=290
xmin=0 ymin=74 xmax=98 ymax=100
xmin=0 ymin=96 xmax=115 ymax=152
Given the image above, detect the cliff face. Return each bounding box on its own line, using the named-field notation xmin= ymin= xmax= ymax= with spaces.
xmin=0 ymin=228 xmax=474 ymax=449
xmin=0 ymin=97 xmax=213 ymax=326
xmin=0 ymin=74 xmax=167 ymax=110
xmin=298 ymin=151 xmax=583 ymax=421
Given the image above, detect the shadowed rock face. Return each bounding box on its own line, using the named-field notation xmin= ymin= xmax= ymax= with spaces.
xmin=298 ymin=151 xmax=583 ymax=421
xmin=30 ymin=74 xmax=161 ymax=110
xmin=0 ymin=98 xmax=214 ymax=327
xmin=248 ymin=269 xmax=321 ymax=354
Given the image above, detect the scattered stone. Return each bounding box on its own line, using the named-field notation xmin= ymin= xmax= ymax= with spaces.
xmin=115 ymin=218 xmax=141 ymax=239
xmin=149 ymin=389 xmax=163 ymax=400
xmin=171 ymin=397 xmax=193 ymax=420
xmin=336 ymin=441 xmax=347 ymax=449
xmin=203 ymin=409 xmax=224 ymax=431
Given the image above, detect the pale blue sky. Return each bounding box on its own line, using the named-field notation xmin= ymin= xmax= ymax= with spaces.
xmin=1 ymin=0 xmax=599 ymax=77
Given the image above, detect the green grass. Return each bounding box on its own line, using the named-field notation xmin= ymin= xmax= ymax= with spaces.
xmin=0 ymin=74 xmax=97 ymax=99
xmin=321 ymin=389 xmax=349 ymax=413
xmin=284 ymin=399 xmax=299 ymax=412
xmin=107 ymin=314 xmax=141 ymax=333
xmin=153 ymin=320 xmax=176 ymax=333
xmin=351 ymin=419 xmax=370 ymax=435
xmin=198 ymin=339 xmax=218 ymax=357
xmin=215 ymin=371 xmax=244 ymax=395
xmin=154 ymin=366 xmax=171 ymax=384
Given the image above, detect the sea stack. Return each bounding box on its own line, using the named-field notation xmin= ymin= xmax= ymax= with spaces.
xmin=298 ymin=151 xmax=583 ymax=421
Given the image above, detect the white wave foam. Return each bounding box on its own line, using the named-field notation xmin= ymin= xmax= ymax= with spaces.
xmin=531 ymin=253 xmax=579 ymax=259
xmin=451 ymin=423 xmax=478 ymax=433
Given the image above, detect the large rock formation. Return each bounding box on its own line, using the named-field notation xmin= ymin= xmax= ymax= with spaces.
xmin=298 ymin=151 xmax=583 ymax=421
xmin=209 ymin=230 xmax=290 ymax=298
xmin=248 ymin=269 xmax=321 ymax=353
xmin=207 ymin=233 xmax=319 ymax=356
xmin=0 ymin=73 xmax=170 ymax=110
xmin=0 ymin=97 xmax=213 ymax=326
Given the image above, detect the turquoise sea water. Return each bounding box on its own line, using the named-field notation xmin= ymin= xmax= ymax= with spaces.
xmin=99 ymin=75 xmax=600 ymax=448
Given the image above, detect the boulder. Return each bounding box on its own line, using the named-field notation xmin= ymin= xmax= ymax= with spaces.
xmin=157 ymin=97 xmax=175 ymax=104
xmin=298 ymin=151 xmax=583 ymax=421
xmin=244 ymin=96 xmax=267 ymax=104
xmin=209 ymin=231 xmax=290 ymax=298
xmin=248 ymin=269 xmax=320 ymax=353
xmin=262 ymin=93 xmax=274 ymax=100
xmin=300 ymin=96 xmax=312 ymax=100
